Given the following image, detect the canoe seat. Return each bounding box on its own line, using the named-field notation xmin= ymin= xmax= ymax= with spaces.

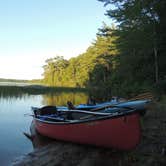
xmin=67 ymin=101 xmax=76 ymax=110
xmin=34 ymin=106 xmax=57 ymax=116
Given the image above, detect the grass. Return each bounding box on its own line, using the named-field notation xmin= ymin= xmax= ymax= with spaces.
xmin=0 ymin=85 xmax=87 ymax=97
xmin=128 ymin=99 xmax=166 ymax=165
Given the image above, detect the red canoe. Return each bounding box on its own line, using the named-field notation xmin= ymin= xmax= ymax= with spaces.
xmin=33 ymin=109 xmax=141 ymax=150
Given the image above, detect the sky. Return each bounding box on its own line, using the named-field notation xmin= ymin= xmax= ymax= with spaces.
xmin=0 ymin=0 xmax=111 ymax=80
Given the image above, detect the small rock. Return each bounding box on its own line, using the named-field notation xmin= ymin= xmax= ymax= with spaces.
xmin=161 ymin=148 xmax=166 ymax=156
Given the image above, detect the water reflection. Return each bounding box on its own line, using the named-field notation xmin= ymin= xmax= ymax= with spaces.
xmin=0 ymin=85 xmax=87 ymax=97
xmin=0 ymin=95 xmax=38 ymax=166
xmin=0 ymin=85 xmax=88 ymax=165
xmin=42 ymin=92 xmax=88 ymax=106
xmin=24 ymin=121 xmax=55 ymax=149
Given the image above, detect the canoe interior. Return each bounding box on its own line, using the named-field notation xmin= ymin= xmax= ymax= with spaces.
xmin=34 ymin=106 xmax=136 ymax=124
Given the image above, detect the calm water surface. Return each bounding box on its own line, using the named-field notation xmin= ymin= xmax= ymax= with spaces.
xmin=0 ymin=89 xmax=87 ymax=166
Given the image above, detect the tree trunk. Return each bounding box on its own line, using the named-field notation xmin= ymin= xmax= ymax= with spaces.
xmin=154 ymin=47 xmax=159 ymax=84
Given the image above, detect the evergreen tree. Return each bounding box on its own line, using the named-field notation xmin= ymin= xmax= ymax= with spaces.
xmin=98 ymin=0 xmax=166 ymax=94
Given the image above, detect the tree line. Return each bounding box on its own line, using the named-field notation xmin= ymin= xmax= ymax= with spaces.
xmin=42 ymin=0 xmax=166 ymax=98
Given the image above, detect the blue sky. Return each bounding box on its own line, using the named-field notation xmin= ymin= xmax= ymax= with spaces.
xmin=0 ymin=0 xmax=111 ymax=80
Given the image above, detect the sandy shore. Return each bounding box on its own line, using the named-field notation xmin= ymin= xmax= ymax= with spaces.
xmin=13 ymin=102 xmax=166 ymax=166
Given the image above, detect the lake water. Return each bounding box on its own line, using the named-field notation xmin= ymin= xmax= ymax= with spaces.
xmin=0 ymin=87 xmax=87 ymax=166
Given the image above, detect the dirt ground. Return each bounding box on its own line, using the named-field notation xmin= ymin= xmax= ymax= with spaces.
xmin=13 ymin=101 xmax=166 ymax=166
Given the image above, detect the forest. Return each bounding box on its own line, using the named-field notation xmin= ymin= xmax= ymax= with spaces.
xmin=41 ymin=0 xmax=166 ymax=98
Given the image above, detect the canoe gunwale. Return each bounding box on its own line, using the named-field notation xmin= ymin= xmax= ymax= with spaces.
xmin=34 ymin=108 xmax=139 ymax=125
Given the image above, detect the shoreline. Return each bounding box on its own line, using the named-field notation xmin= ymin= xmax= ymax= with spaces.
xmin=13 ymin=101 xmax=166 ymax=166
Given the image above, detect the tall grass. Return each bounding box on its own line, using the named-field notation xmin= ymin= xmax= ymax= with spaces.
xmin=0 ymin=85 xmax=87 ymax=98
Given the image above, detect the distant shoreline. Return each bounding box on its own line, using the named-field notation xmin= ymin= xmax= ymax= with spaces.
xmin=0 ymin=78 xmax=29 ymax=83
xmin=0 ymin=81 xmax=31 ymax=86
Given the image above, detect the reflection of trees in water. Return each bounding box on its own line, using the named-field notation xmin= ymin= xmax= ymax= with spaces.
xmin=0 ymin=86 xmax=88 ymax=102
xmin=42 ymin=92 xmax=88 ymax=106
xmin=0 ymin=86 xmax=107 ymax=106
xmin=0 ymin=86 xmax=25 ymax=99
